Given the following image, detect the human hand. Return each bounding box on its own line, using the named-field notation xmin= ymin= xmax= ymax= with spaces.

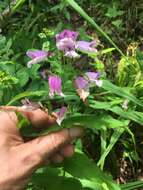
xmin=0 ymin=109 xmax=83 ymax=190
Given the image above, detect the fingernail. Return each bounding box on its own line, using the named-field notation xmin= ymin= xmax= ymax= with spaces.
xmin=69 ymin=127 xmax=84 ymax=139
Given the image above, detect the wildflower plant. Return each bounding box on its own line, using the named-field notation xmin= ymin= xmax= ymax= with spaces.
xmin=1 ymin=1 xmax=143 ymax=189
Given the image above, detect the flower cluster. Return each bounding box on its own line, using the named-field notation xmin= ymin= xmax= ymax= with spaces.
xmin=56 ymin=29 xmax=97 ymax=58
xmin=26 ymin=29 xmax=98 ymax=65
xmin=25 ymin=29 xmax=100 ymax=125
xmin=46 ymin=71 xmax=101 ymax=101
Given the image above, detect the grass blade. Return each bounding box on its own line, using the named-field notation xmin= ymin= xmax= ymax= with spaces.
xmin=121 ymin=181 xmax=143 ymax=190
xmin=102 ymin=80 xmax=143 ymax=107
xmin=98 ymin=128 xmax=125 ymax=169
xmin=89 ymin=100 xmax=143 ymax=125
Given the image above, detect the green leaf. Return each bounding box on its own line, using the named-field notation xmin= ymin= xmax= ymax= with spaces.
xmin=20 ymin=114 xmax=127 ymax=138
xmin=7 ymin=91 xmax=47 ymax=105
xmin=110 ymin=107 xmax=143 ymax=125
xmin=97 ymin=128 xmax=125 ymax=169
xmin=12 ymin=0 xmax=27 ymax=13
xmin=106 ymin=7 xmax=124 ymax=18
xmin=121 ymin=181 xmax=143 ymax=190
xmin=63 ymin=151 xmax=121 ymax=190
xmin=16 ymin=68 xmax=29 ymax=87
xmin=101 ymin=80 xmax=143 ymax=107
xmin=29 ymin=64 xmax=41 ymax=79
xmin=30 ymin=167 xmax=82 ymax=190
xmin=89 ymin=100 xmax=143 ymax=125
xmin=112 ymin=19 xmax=122 ymax=28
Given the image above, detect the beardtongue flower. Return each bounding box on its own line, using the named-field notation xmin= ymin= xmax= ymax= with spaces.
xmin=56 ymin=29 xmax=78 ymax=41
xmin=85 ymin=72 xmax=102 ymax=87
xmin=56 ymin=29 xmax=80 ymax=58
xmin=55 ymin=106 xmax=67 ymax=126
xmin=48 ymin=75 xmax=65 ymax=97
xmin=74 ymin=77 xmax=89 ymax=101
xmin=26 ymin=50 xmax=50 ymax=68
xmin=56 ymin=38 xmax=75 ymax=51
xmin=74 ymin=76 xmax=88 ymax=89
xmin=76 ymin=40 xmax=97 ymax=53
xmin=74 ymin=72 xmax=102 ymax=101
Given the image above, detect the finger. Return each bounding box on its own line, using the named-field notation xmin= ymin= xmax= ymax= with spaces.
xmin=50 ymin=153 xmax=64 ymax=164
xmin=43 ymin=144 xmax=74 ymax=166
xmin=60 ymin=144 xmax=74 ymax=158
xmin=22 ymin=109 xmax=56 ymax=128
xmin=0 ymin=111 xmax=18 ymax=133
xmin=0 ymin=106 xmax=56 ymax=129
xmin=21 ymin=127 xmax=83 ymax=165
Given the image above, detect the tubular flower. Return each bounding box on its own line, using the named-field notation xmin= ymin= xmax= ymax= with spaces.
xmin=26 ymin=50 xmax=50 ymax=68
xmin=56 ymin=29 xmax=80 ymax=58
xmin=76 ymin=40 xmax=97 ymax=53
xmin=55 ymin=106 xmax=67 ymax=125
xmin=48 ymin=75 xmax=65 ymax=97
xmin=85 ymin=72 xmax=102 ymax=87
xmin=74 ymin=77 xmax=89 ymax=101
xmin=74 ymin=72 xmax=102 ymax=101
xmin=56 ymin=29 xmax=78 ymax=41
xmin=56 ymin=30 xmax=98 ymax=57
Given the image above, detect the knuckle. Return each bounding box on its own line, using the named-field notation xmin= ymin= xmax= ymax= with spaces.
xmin=21 ymin=150 xmax=43 ymax=167
xmin=49 ymin=131 xmax=67 ymax=149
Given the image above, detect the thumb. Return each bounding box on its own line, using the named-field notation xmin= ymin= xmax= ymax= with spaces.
xmin=22 ymin=127 xmax=83 ymax=164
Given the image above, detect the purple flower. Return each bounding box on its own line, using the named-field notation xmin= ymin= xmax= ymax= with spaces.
xmin=48 ymin=75 xmax=65 ymax=97
xmin=74 ymin=76 xmax=89 ymax=89
xmin=76 ymin=40 xmax=97 ymax=53
xmin=56 ymin=38 xmax=75 ymax=52
xmin=56 ymin=29 xmax=78 ymax=41
xmin=85 ymin=72 xmax=99 ymax=81
xmin=85 ymin=72 xmax=102 ymax=87
xmin=56 ymin=29 xmax=80 ymax=58
xmin=74 ymin=72 xmax=102 ymax=101
xmin=55 ymin=106 xmax=67 ymax=125
xmin=64 ymin=50 xmax=80 ymax=58
xmin=26 ymin=50 xmax=50 ymax=68
xmin=74 ymin=77 xmax=89 ymax=101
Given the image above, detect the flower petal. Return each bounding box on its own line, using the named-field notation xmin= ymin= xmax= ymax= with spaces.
xmin=56 ymin=38 xmax=75 ymax=51
xmin=95 ymin=80 xmax=103 ymax=87
xmin=56 ymin=30 xmax=78 ymax=41
xmin=26 ymin=50 xmax=50 ymax=68
xmin=77 ymin=89 xmax=89 ymax=102
xmin=74 ymin=76 xmax=89 ymax=89
xmin=56 ymin=106 xmax=67 ymax=125
xmin=76 ymin=40 xmax=97 ymax=53
xmin=64 ymin=50 xmax=80 ymax=58
xmin=26 ymin=50 xmax=48 ymax=59
xmin=85 ymin=72 xmax=100 ymax=82
xmin=48 ymin=75 xmax=64 ymax=97
xmin=27 ymin=56 xmax=47 ymax=68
